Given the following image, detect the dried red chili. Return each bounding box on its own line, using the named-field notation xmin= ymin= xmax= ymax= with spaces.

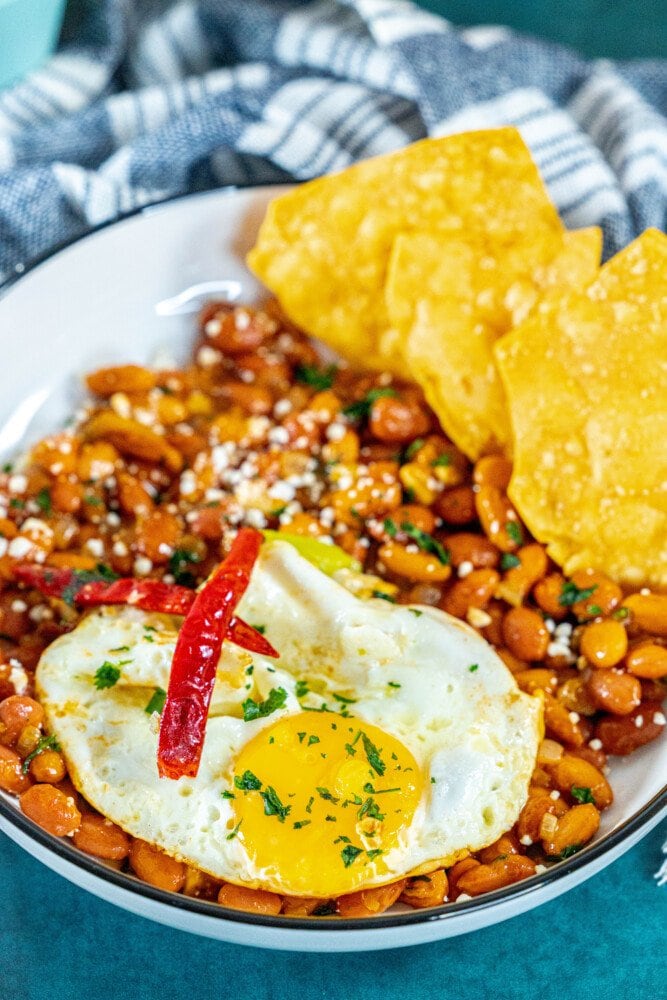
xmin=14 ymin=562 xmax=277 ymax=658
xmin=157 ymin=527 xmax=264 ymax=780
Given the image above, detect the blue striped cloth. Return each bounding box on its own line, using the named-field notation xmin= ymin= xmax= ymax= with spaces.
xmin=0 ymin=0 xmax=665 ymax=285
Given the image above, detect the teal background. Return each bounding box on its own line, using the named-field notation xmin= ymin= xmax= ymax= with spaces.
xmin=0 ymin=0 xmax=67 ymax=89
xmin=1 ymin=2 xmax=666 ymax=996
xmin=1 ymin=822 xmax=666 ymax=998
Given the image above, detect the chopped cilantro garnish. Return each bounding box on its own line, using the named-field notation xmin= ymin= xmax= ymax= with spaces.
xmin=383 ymin=517 xmax=398 ymax=538
xmin=344 ymin=742 xmax=357 ymax=756
xmin=260 ymin=786 xmax=290 ymax=822
xmin=234 ymin=770 xmax=262 ymax=791
xmin=93 ymin=662 xmax=123 ymax=689
xmin=2 ymin=463 xmax=12 ymax=473
xmin=613 ymin=607 xmax=630 ymax=621
xmin=505 ymin=521 xmax=523 ymax=545
xmin=366 ymin=849 xmax=383 ymax=861
xmin=84 ymin=495 xmax=102 ymax=506
xmin=571 ymin=786 xmax=595 ymax=804
xmin=358 ymin=798 xmax=385 ymax=822
xmin=21 ymin=734 xmax=61 ymax=774
xmin=251 ymin=624 xmax=266 ymax=635
xmin=109 ymin=645 xmax=130 ymax=653
xmin=333 ymin=835 xmax=351 ymax=845
xmin=9 ymin=498 xmax=24 ymax=509
xmin=559 ymin=581 xmax=598 ymax=608
xmin=387 ymin=681 xmax=401 ymax=689
xmin=144 ymin=687 xmax=167 ymax=715
xmin=295 ymin=679 xmax=309 ymax=699
xmin=404 ymin=438 xmax=425 ymax=461
xmin=372 ymin=590 xmax=396 ymax=603
xmin=400 ymin=522 xmax=449 ymax=565
xmin=361 ymin=732 xmax=385 ymax=776
xmin=468 ymin=664 xmax=479 ymax=673
xmin=226 ymin=821 xmax=242 ymax=841
xmin=35 ymin=487 xmax=52 ymax=514
xmin=221 ymin=790 xmax=235 ymax=800
xmin=500 ymin=553 xmax=521 ymax=571
xmin=316 ymin=787 xmax=339 ymax=804
xmin=60 ymin=564 xmax=119 ymax=606
xmin=245 ymin=664 xmax=254 ymax=675
xmin=340 ymin=845 xmax=364 ymax=867
xmin=307 ymin=735 xmax=320 ymax=746
xmin=587 ymin=604 xmax=602 ymax=616
xmin=408 ymin=608 xmax=423 ymax=618
xmin=242 ymin=687 xmax=287 ymax=722
xmin=168 ymin=548 xmax=201 ymax=588
xmin=342 ymin=387 xmax=398 ymax=422
xmin=295 ymin=363 xmax=337 ymax=391
xmin=558 ymin=844 xmax=582 ymax=860
xmin=332 ymin=693 xmax=356 ymax=705
xmin=305 ymin=796 xmax=314 ymax=814
xmin=297 ymin=732 xmax=306 ymax=744
xmin=293 ymin=820 xmax=311 ymax=830
xmin=431 ymin=454 xmax=451 ymax=467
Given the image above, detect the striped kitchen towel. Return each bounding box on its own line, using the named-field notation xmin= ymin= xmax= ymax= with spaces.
xmin=0 ymin=0 xmax=665 ymax=285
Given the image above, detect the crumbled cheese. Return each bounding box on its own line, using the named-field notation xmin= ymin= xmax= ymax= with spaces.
xmin=7 ymin=474 xmax=27 ymax=493
xmin=8 ymin=662 xmax=28 ymax=694
xmin=110 ymin=392 xmax=132 ymax=419
xmin=133 ymin=556 xmax=153 ymax=576
xmin=534 ymin=864 xmax=547 ymax=875
xmin=457 ymin=560 xmax=474 ymax=578
xmin=204 ymin=319 xmax=221 ymax=337
xmin=588 ymin=738 xmax=603 ymax=751
xmin=112 ymin=541 xmax=129 ymax=557
xmin=85 ymin=538 xmax=105 ymax=558
xmin=179 ymin=470 xmax=197 ymax=497
xmin=653 ymin=712 xmax=666 ymax=726
xmin=456 ymin=893 xmax=472 ymax=902
xmin=549 ymin=790 xmax=561 ymax=800
xmin=157 ymin=542 xmax=173 ymax=557
xmin=10 ymin=599 xmax=27 ymax=613
xmin=544 ymin=618 xmax=556 ymax=633
xmin=273 ymin=399 xmax=292 ymax=419
xmin=568 ymin=711 xmax=580 ymax=724
xmin=520 ymin=834 xmax=533 ymax=846
xmin=634 ymin=715 xmax=644 ymax=728
xmin=21 ymin=518 xmax=53 ymax=540
xmin=466 ymin=607 xmax=492 ymax=629
xmin=8 ymin=537 xmax=34 ymax=559
xmin=197 ymin=346 xmax=222 ymax=367
xmin=268 ymin=426 xmax=289 ymax=446
xmin=245 ymin=509 xmax=267 ymax=529
xmin=268 ymin=482 xmax=296 ymax=503
xmin=106 ymin=511 xmax=121 ymax=527
xmin=28 ymin=604 xmax=53 ymax=623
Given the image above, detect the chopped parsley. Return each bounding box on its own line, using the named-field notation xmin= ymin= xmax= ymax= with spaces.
xmin=366 ymin=849 xmax=383 ymax=861
xmin=295 ymin=363 xmax=337 ymax=391
xmin=295 ymin=679 xmax=309 ymax=699
xmin=168 ymin=548 xmax=201 ymax=588
xmin=505 ymin=521 xmax=523 ymax=546
xmin=559 ymin=581 xmax=598 ymax=608
xmin=383 ymin=517 xmax=398 ymax=538
xmin=110 ymin=645 xmax=130 ymax=653
xmin=400 ymin=522 xmax=450 ymax=565
xmin=408 ymin=608 xmax=423 ymax=618
xmin=35 ymin=487 xmax=52 ymax=514
xmin=226 ymin=821 xmax=242 ymax=841
xmin=84 ymin=495 xmax=102 ymax=507
xmin=61 ymin=564 xmax=119 ymax=606
xmin=316 ymin=787 xmax=339 ymax=804
xmin=144 ymin=687 xmax=166 ymax=715
xmin=358 ymin=798 xmax=385 ymax=822
xmin=361 ymin=732 xmax=386 ymax=776
xmin=93 ymin=661 xmax=126 ymax=689
xmin=431 ymin=454 xmax=451 ymax=468
xmin=9 ymin=498 xmax=24 ymax=509
xmin=260 ymin=786 xmax=290 ymax=822
xmin=372 ymin=590 xmax=396 ymax=603
xmin=293 ymin=820 xmax=311 ymax=830
xmin=305 ymin=796 xmax=314 ymax=814
xmin=250 ymin=624 xmax=266 ymax=635
xmin=340 ymin=845 xmax=364 ymax=867
xmin=387 ymin=681 xmax=401 ymax=689
xmin=404 ymin=438 xmax=425 ymax=460
xmin=613 ymin=607 xmax=630 ymax=621
xmin=571 ymin=786 xmax=595 ymax=804
xmin=21 ymin=734 xmax=61 ymax=774
xmin=558 ymin=844 xmax=582 ymax=860
xmin=586 ymin=604 xmax=602 ymax=616
xmin=468 ymin=663 xmax=479 ymax=673
xmin=307 ymin=735 xmax=320 ymax=746
xmin=242 ymin=686 xmax=287 ymax=722
xmin=500 ymin=553 xmax=521 ymax=571
xmin=332 ymin=692 xmax=356 ymax=705
xmin=221 ymin=790 xmax=235 ymax=800
xmin=342 ymin=387 xmax=398 ymax=422
xmin=234 ymin=770 xmax=262 ymax=791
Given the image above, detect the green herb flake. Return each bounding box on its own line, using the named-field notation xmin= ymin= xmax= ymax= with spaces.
xmin=84 ymin=495 xmax=102 ymax=507
xmin=295 ymin=679 xmax=309 ymax=699
xmin=400 ymin=522 xmax=450 ymax=565
xmin=332 ymin=693 xmax=356 ymax=705
xmin=408 ymin=608 xmax=423 ymax=618
xmin=587 ymin=604 xmax=602 ymax=616
xmin=366 ymin=849 xmax=383 ymax=861
xmin=404 ymin=438 xmax=425 ymax=461
xmin=558 ymin=843 xmax=583 ymax=860
xmin=387 ymin=681 xmax=401 ymax=689
xmin=293 ymin=820 xmax=311 ymax=830
xmin=505 ymin=521 xmax=524 ymax=546
xmin=431 ymin=454 xmax=451 ymax=468
xmin=305 ymin=796 xmax=314 ymax=815
xmin=295 ymin=363 xmax=337 ymax=391
xmin=383 ymin=517 xmax=398 ymax=538
xmin=93 ymin=662 xmax=123 ymax=690
xmin=242 ymin=687 xmax=287 ymax=722
xmin=226 ymin=820 xmax=242 ymax=841
xmin=571 ymin=786 xmax=595 ymax=804
xmin=342 ymin=387 xmax=398 ymax=422
xmin=613 ymin=607 xmax=630 ymax=621
xmin=35 ymin=487 xmax=52 ymax=514
xmin=341 ymin=845 xmax=364 ymax=867
xmin=344 ymin=742 xmax=357 ymax=756
xmin=234 ymin=770 xmax=262 ymax=792
xmin=260 ymin=786 xmax=291 ymax=822
xmin=307 ymin=735 xmax=320 ymax=746
xmin=361 ymin=732 xmax=386 ymax=776
xmin=372 ymin=590 xmax=396 ymax=603
xmin=500 ymin=553 xmax=521 ymax=571
xmin=559 ymin=581 xmax=598 ymax=608
xmin=251 ymin=624 xmax=266 ymax=635
xmin=144 ymin=687 xmax=166 ymax=715
xmin=168 ymin=548 xmax=201 ymax=588
xmin=316 ymin=787 xmax=339 ymax=804
xmin=221 ymin=790 xmax=235 ymax=800
xmin=468 ymin=664 xmax=479 ymax=673
xmin=358 ymin=798 xmax=385 ymax=822
xmin=22 ymin=734 xmax=61 ymax=774
xmin=9 ymin=498 xmax=24 ymax=509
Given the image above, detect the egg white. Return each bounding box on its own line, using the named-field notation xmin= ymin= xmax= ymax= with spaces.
xmin=36 ymin=541 xmax=542 ymax=895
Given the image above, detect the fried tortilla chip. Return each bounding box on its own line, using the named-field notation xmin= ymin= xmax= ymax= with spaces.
xmin=384 ymin=227 xmax=602 ymax=458
xmin=495 ymin=228 xmax=667 ymax=589
xmin=247 ymin=128 xmax=565 ymax=374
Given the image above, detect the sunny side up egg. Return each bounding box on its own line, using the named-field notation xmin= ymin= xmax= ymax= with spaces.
xmin=36 ymin=541 xmax=542 ymax=899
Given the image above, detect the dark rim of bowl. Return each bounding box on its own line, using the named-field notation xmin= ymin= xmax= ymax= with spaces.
xmin=0 ymin=188 xmax=665 ymax=933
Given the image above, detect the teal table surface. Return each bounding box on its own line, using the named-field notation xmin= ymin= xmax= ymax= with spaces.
xmin=1 ymin=821 xmax=666 ymax=999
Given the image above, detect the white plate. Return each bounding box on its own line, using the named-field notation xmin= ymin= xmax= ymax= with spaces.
xmin=0 ymin=187 xmax=665 ymax=952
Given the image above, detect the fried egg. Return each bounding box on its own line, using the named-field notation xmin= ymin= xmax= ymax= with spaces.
xmin=36 ymin=541 xmax=542 ymax=898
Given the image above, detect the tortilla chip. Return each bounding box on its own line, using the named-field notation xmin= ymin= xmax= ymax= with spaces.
xmin=247 ymin=128 xmax=564 ymax=373
xmin=384 ymin=227 xmax=602 ymax=458
xmin=495 ymin=228 xmax=667 ymax=589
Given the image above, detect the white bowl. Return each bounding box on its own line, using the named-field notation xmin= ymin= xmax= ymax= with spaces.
xmin=0 ymin=187 xmax=664 ymax=952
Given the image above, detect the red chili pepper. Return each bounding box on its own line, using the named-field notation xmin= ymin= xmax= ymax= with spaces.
xmin=14 ymin=563 xmax=277 ymax=658
xmin=158 ymin=527 xmax=263 ymax=780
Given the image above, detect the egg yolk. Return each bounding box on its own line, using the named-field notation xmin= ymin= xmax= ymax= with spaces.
xmin=229 ymin=713 xmax=422 ymax=897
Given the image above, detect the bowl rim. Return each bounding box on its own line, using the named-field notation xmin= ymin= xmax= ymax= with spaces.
xmin=0 ymin=186 xmax=665 ymax=933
